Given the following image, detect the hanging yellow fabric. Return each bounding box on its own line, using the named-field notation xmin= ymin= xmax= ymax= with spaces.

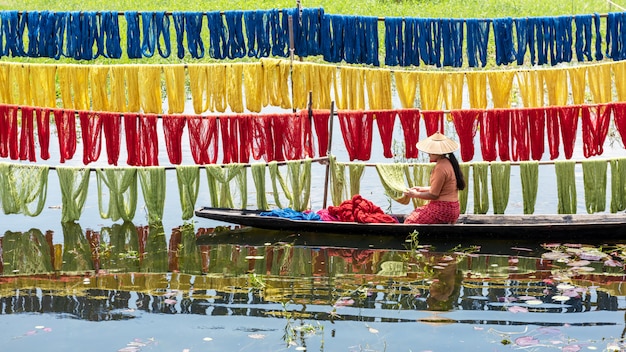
xmin=261 ymin=58 xmax=293 ymax=110
xmin=587 ymin=64 xmax=612 ymax=104
xmin=490 ymin=162 xmax=510 ymax=214
xmin=11 ymin=63 xmax=32 ymax=106
xmin=311 ymin=63 xmax=334 ymax=109
xmin=516 ymin=70 xmax=542 ymax=108
xmin=125 ymin=65 xmax=141 ymax=112
xmin=472 ymin=162 xmax=489 ymax=214
xmin=251 ymin=163 xmax=268 ymax=210
xmin=375 ymin=163 xmax=411 ymax=205
xmin=278 ymin=60 xmax=293 ymax=109
xmin=208 ymin=64 xmax=227 ymax=113
xmin=582 ymin=159 xmax=607 ymax=214
xmin=610 ymin=157 xmax=626 ymax=213
xmin=466 ymin=71 xmax=488 ymax=109
xmin=568 ymin=65 xmax=587 ymax=105
xmin=243 ymin=62 xmax=265 ymax=113
xmin=520 ymin=161 xmax=538 ymax=214
xmin=31 ymin=64 xmax=57 ymax=108
xmin=335 ymin=66 xmax=365 ymax=110
xmin=188 ymin=64 xmax=209 ymax=114
xmin=90 ymin=66 xmax=110 ymax=111
xmin=394 ymin=70 xmax=418 ymax=108
xmin=0 ymin=63 xmax=11 ymax=104
xmin=227 ymin=63 xmax=244 ymax=113
xmin=555 ymin=161 xmax=577 ymax=214
xmin=443 ymin=72 xmax=464 ymax=110
xmin=74 ymin=66 xmax=91 ymax=110
xmin=417 ymin=71 xmax=444 ymax=111
xmin=138 ymin=65 xmax=162 ymax=114
xmin=458 ymin=163 xmax=470 ymax=214
xmin=57 ymin=65 xmax=72 ymax=109
xmin=291 ymin=62 xmax=311 ymax=110
xmin=109 ymin=65 xmax=128 ymax=112
xmin=613 ymin=61 xmax=626 ymax=101
xmin=365 ymin=69 xmax=392 ymax=110
xmin=540 ymin=68 xmax=568 ymax=106
xmin=163 ymin=64 xmax=186 ymax=114
xmin=487 ymin=70 xmax=514 ymax=108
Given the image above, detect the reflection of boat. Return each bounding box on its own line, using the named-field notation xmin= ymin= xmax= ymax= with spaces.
xmin=195 ymin=207 xmax=626 ymax=239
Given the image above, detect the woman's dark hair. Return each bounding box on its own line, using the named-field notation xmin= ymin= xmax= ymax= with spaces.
xmin=446 ymin=153 xmax=466 ymax=190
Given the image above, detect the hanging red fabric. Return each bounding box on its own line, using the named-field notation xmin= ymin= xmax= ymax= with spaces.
xmin=0 ymin=105 xmax=9 ymax=158
xmin=510 ymin=109 xmax=530 ymax=161
xmin=79 ymin=111 xmax=103 ymax=165
xmin=187 ymin=115 xmax=219 ymax=164
xmin=162 ymin=114 xmax=186 ymax=165
xmin=398 ymin=109 xmax=420 ymax=159
xmin=558 ymin=105 xmax=580 ymax=160
xmin=370 ymin=110 xmax=396 ymax=158
xmin=53 ymin=109 xmax=77 ymax=163
xmin=101 ymin=112 xmax=121 ymax=165
xmin=581 ymin=104 xmax=611 ymax=158
xmin=545 ymin=107 xmax=560 ymax=160
xmin=298 ymin=110 xmax=315 ymax=159
xmin=337 ymin=110 xmax=373 ymax=161
xmin=613 ymin=102 xmax=626 ymax=148
xmin=124 ymin=113 xmax=159 ymax=166
xmin=19 ymin=106 xmax=36 ymax=162
xmin=35 ymin=108 xmax=51 ymax=160
xmin=270 ymin=113 xmax=289 ymax=162
xmin=311 ymin=110 xmax=331 ymax=157
xmin=479 ymin=110 xmax=498 ymax=162
xmin=451 ymin=109 xmax=479 ymax=162
xmin=250 ymin=115 xmax=269 ymax=161
xmin=238 ymin=114 xmax=252 ymax=163
xmin=219 ymin=115 xmax=241 ymax=164
xmin=421 ymin=110 xmax=443 ymax=136
xmin=495 ymin=109 xmax=511 ymax=161
xmin=528 ymin=107 xmax=545 ymax=161
xmin=283 ymin=112 xmax=306 ymax=160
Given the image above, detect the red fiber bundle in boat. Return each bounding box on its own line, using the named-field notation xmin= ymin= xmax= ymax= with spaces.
xmin=327 ymin=194 xmax=399 ymax=224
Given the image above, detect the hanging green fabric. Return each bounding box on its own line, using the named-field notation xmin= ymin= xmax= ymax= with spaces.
xmin=555 ymin=161 xmax=577 ymax=214
xmin=411 ymin=163 xmax=434 ymax=207
xmin=176 ymin=166 xmax=200 ymax=220
xmin=329 ymin=156 xmax=347 ymax=206
xmin=138 ymin=167 xmax=166 ymax=224
xmin=268 ymin=161 xmax=289 ymax=208
xmin=286 ymin=159 xmax=312 ymax=211
xmin=96 ymin=168 xmax=138 ymax=222
xmin=57 ymin=166 xmax=91 ymax=223
xmin=0 ymin=163 xmax=49 ymax=216
xmin=458 ymin=163 xmax=470 ymax=214
xmin=206 ymin=164 xmax=246 ymax=209
xmin=610 ymin=158 xmax=626 ymax=213
xmin=472 ymin=162 xmax=490 ymax=214
xmin=490 ymin=162 xmax=510 ymax=214
xmin=520 ymin=161 xmax=539 ymax=214
xmin=582 ymin=159 xmax=607 ymax=214
xmin=251 ymin=163 xmax=268 ymax=210
xmin=375 ymin=163 xmax=411 ymax=205
xmin=348 ymin=163 xmax=366 ymax=198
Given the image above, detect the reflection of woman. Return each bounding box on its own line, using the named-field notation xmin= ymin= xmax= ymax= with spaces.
xmin=403 ymin=133 xmax=466 ymax=224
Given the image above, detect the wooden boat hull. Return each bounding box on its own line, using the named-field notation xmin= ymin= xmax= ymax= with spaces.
xmin=195 ymin=207 xmax=626 ymax=239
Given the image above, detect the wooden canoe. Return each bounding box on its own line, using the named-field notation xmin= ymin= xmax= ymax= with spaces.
xmin=195 ymin=207 xmax=626 ymax=239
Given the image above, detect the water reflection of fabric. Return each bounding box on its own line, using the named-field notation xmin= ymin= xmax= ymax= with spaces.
xmin=61 ymin=222 xmax=94 ymax=272
xmin=426 ymin=260 xmax=461 ymax=311
xmin=2 ymin=229 xmax=53 ymax=275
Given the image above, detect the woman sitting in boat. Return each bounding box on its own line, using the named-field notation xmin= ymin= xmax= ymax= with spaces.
xmin=403 ymin=132 xmax=466 ymax=224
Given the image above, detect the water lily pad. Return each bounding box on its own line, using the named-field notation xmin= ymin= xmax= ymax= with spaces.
xmin=552 ymin=295 xmax=570 ymax=302
xmin=515 ymin=336 xmax=540 ymax=347
xmin=567 ymin=260 xmax=590 ymax=267
xmin=556 ymin=283 xmax=575 ymax=290
xmin=526 ymin=299 xmax=543 ymax=305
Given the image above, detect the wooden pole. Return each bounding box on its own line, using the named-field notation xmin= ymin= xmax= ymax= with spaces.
xmin=322 ymin=101 xmax=335 ymax=209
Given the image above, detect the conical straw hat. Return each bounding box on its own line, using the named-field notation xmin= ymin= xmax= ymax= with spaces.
xmin=416 ymin=132 xmax=459 ymax=154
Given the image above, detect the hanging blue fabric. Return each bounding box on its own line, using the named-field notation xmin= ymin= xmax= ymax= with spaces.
xmin=321 ymin=14 xmax=344 ymax=63
xmin=38 ymin=11 xmax=60 ymax=59
xmin=535 ymin=17 xmax=554 ymax=65
xmin=141 ymin=12 xmax=157 ymax=57
xmin=493 ymin=17 xmax=515 ymax=65
xmin=207 ymin=11 xmax=225 ymax=59
xmin=593 ymin=13 xmax=603 ymax=61
xmin=299 ymin=8 xmax=324 ymax=57
xmin=466 ymin=18 xmax=490 ymax=67
xmin=343 ymin=15 xmax=357 ymax=63
xmin=607 ymin=12 xmax=626 ymax=60
xmin=1 ymin=11 xmax=25 ymax=57
xmin=101 ymin=11 xmax=122 ymax=59
xmin=417 ymin=18 xmax=441 ymax=67
xmin=173 ymin=12 xmax=185 ymax=58
xmin=65 ymin=12 xmax=82 ymax=59
xmin=554 ymin=16 xmax=572 ymax=64
xmin=25 ymin=11 xmax=42 ymax=57
xmin=55 ymin=12 xmax=69 ymax=58
xmin=404 ymin=17 xmax=420 ymax=66
xmin=268 ymin=8 xmax=286 ymax=57
xmin=574 ymin=14 xmax=592 ymax=62
xmin=155 ymin=12 xmax=171 ymax=58
xmin=360 ymin=15 xmax=379 ymax=66
xmin=442 ymin=18 xmax=463 ymax=67
xmin=514 ymin=18 xmax=528 ymax=65
xmin=125 ymin=11 xmax=142 ymax=58
xmin=244 ymin=10 xmax=271 ymax=58
xmin=185 ymin=12 xmax=205 ymax=59
xmin=86 ymin=11 xmax=103 ymax=60
xmin=224 ymin=11 xmax=246 ymax=59
xmin=384 ymin=17 xmax=402 ymax=66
